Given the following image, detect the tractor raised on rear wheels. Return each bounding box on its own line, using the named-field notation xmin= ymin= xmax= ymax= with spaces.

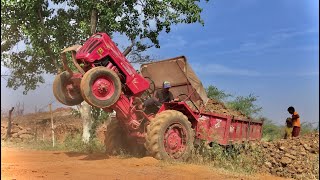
xmin=53 ymin=33 xmax=263 ymax=161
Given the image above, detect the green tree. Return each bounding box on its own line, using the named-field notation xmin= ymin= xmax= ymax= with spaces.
xmin=206 ymin=85 xmax=232 ymax=102
xmin=226 ymin=94 xmax=262 ymax=117
xmin=1 ymin=0 xmax=209 ymax=142
xmin=1 ymin=0 xmax=209 ymax=93
xmin=261 ymin=118 xmax=282 ymax=141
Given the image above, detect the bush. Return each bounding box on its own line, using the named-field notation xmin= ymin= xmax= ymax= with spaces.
xmin=226 ymin=94 xmax=262 ymax=117
xmin=206 ymin=85 xmax=232 ymax=102
xmin=262 ymin=119 xmax=283 ymax=141
xmin=189 ymin=141 xmax=263 ymax=174
xmin=300 ymin=122 xmax=318 ymax=135
xmin=61 ymin=133 xmax=105 ymax=153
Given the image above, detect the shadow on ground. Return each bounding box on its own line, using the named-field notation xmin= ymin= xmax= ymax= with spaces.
xmin=63 ymin=151 xmax=109 ymax=160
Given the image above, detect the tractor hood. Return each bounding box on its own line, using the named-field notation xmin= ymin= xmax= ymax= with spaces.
xmin=140 ymin=56 xmax=209 ymax=107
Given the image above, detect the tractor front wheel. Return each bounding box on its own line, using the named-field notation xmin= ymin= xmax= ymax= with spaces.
xmin=80 ymin=67 xmax=121 ymax=108
xmin=52 ymin=71 xmax=83 ymax=106
xmin=145 ymin=110 xmax=194 ymax=161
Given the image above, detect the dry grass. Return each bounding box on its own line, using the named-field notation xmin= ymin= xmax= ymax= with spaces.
xmin=187 ymin=141 xmax=264 ymax=174
xmin=1 ymin=133 xmax=105 ymax=153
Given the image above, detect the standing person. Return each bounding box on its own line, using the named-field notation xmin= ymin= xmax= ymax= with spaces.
xmin=287 ymin=106 xmax=301 ymax=137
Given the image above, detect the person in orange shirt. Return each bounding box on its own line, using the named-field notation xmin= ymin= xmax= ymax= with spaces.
xmin=287 ymin=106 xmax=301 ymax=137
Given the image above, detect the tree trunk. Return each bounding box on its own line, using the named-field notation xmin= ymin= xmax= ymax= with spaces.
xmin=5 ymin=107 xmax=14 ymax=140
xmin=90 ymin=8 xmax=98 ymax=34
xmin=79 ymin=101 xmax=93 ymax=143
xmin=77 ymin=6 xmax=97 ymax=143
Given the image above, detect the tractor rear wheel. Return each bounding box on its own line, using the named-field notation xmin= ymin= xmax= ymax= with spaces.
xmin=53 ymin=71 xmax=83 ymax=106
xmin=145 ymin=110 xmax=194 ymax=161
xmin=80 ymin=67 xmax=121 ymax=108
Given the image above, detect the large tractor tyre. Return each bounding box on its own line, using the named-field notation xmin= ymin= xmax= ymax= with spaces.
xmin=145 ymin=110 xmax=194 ymax=161
xmin=53 ymin=71 xmax=83 ymax=106
xmin=104 ymin=119 xmax=146 ymax=156
xmin=80 ymin=67 xmax=121 ymax=108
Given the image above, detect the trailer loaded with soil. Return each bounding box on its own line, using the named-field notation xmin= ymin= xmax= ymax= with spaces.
xmin=52 ymin=32 xmax=263 ymax=161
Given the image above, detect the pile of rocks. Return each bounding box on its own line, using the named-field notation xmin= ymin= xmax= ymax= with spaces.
xmin=1 ymin=123 xmax=34 ymax=141
xmin=259 ymin=133 xmax=319 ymax=179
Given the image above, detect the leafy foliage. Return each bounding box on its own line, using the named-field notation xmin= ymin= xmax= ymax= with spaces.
xmin=1 ymin=0 xmax=209 ymax=94
xmin=63 ymin=133 xmax=105 ymax=153
xmin=190 ymin=141 xmax=264 ymax=174
xmin=300 ymin=122 xmax=319 ymax=135
xmin=206 ymin=85 xmax=232 ymax=102
xmin=261 ymin=118 xmax=283 ymax=141
xmin=90 ymin=106 xmax=109 ymax=140
xmin=205 ymin=85 xmax=262 ymax=117
xmin=72 ymin=105 xmax=110 ymax=140
xmin=226 ymin=94 xmax=262 ymax=117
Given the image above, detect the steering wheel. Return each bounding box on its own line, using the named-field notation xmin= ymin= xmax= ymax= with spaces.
xmin=144 ymin=77 xmax=155 ymax=97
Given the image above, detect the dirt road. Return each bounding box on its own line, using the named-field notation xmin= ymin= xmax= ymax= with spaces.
xmin=1 ymin=147 xmax=289 ymax=180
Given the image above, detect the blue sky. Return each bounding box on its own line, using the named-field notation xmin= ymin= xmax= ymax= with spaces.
xmin=1 ymin=0 xmax=319 ymax=126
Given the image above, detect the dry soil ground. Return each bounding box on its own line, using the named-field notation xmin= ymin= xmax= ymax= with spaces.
xmin=1 ymin=147 xmax=289 ymax=180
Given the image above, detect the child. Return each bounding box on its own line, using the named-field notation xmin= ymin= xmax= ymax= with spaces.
xmin=287 ymin=106 xmax=301 ymax=137
xmin=284 ymin=117 xmax=293 ymax=139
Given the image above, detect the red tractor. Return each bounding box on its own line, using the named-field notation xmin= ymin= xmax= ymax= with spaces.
xmin=53 ymin=33 xmax=263 ymax=161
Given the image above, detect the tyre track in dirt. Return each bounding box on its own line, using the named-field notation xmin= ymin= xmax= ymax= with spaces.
xmin=1 ymin=147 xmax=289 ymax=180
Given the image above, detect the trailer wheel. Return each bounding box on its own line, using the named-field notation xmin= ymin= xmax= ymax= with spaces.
xmin=145 ymin=110 xmax=194 ymax=161
xmin=105 ymin=119 xmax=146 ymax=156
xmin=53 ymin=71 xmax=83 ymax=106
xmin=80 ymin=67 xmax=121 ymax=108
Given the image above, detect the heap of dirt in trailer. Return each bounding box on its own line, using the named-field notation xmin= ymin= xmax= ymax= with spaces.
xmin=204 ymin=99 xmax=248 ymax=120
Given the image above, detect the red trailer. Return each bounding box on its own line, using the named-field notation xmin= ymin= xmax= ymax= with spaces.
xmin=140 ymin=56 xmax=263 ymax=147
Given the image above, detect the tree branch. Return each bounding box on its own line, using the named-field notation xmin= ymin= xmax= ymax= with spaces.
xmin=123 ymin=39 xmax=135 ymax=57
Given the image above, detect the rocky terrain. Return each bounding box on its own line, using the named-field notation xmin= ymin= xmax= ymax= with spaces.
xmin=258 ymin=133 xmax=319 ymax=179
xmin=1 ymin=108 xmax=83 ymax=143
